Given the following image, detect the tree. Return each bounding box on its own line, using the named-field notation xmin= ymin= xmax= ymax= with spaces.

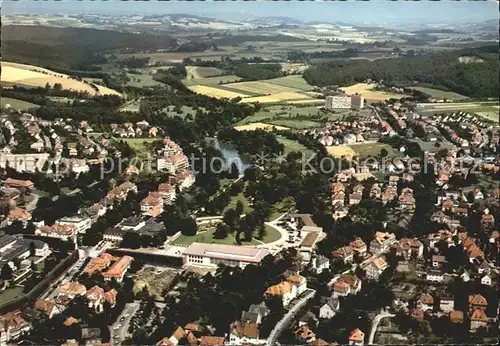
xmin=181 ymin=217 xmax=197 ymax=237
xmin=120 ymin=232 xmax=141 ymax=249
xmin=257 ymin=224 xmax=267 ymax=240
xmin=213 ymin=223 xmax=230 ymax=239
xmin=380 ymin=148 xmax=389 ymax=158
xmin=1 ymin=264 xmax=13 ymax=281
xmin=235 ymin=200 xmax=244 ymax=216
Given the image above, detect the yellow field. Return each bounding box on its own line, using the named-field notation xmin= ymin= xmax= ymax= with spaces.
xmin=234 ymin=122 xmax=290 ymax=131
xmin=1 ymin=61 xmax=121 ymax=97
xmin=225 ymin=81 xmax=297 ymax=95
xmin=239 ymin=92 xmax=315 ymax=104
xmin=188 ymin=85 xmax=247 ymax=99
xmin=340 ymin=83 xmax=405 ymax=101
xmin=325 ymin=145 xmax=356 ymax=158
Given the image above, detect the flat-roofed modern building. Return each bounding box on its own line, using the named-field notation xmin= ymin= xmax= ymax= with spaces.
xmin=183 ymin=243 xmax=270 ymax=268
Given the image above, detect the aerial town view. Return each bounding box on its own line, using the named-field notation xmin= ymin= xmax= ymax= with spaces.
xmin=0 ymin=1 xmax=498 ymax=345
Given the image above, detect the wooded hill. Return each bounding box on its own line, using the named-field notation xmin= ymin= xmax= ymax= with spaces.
xmin=2 ymin=25 xmax=178 ymax=70
xmin=303 ymin=45 xmax=499 ymax=98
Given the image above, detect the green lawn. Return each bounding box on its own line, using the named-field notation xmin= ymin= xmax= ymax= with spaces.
xmin=349 ymin=143 xmax=399 ymax=158
xmin=235 ymin=105 xmax=324 ymax=127
xmin=186 ymin=66 xmax=225 ymax=79
xmin=1 ymin=97 xmax=39 ymax=110
xmin=119 ymin=100 xmax=141 ymax=113
xmin=411 ymin=86 xmax=469 ymax=101
xmin=417 ymin=102 xmax=499 ymax=122
xmin=268 ymin=197 xmax=294 ymax=221
xmin=171 ymin=225 xmax=281 ymax=246
xmin=0 ymin=286 xmax=24 ymax=303
xmin=119 ymin=138 xmax=158 ymax=153
xmin=276 ymin=136 xmax=313 ymax=157
xmin=126 ymin=72 xmax=164 ymax=88
xmin=224 ymin=191 xmax=254 ymax=214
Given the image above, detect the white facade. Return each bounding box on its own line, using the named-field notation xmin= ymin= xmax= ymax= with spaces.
xmin=56 ymin=216 xmax=92 ymax=234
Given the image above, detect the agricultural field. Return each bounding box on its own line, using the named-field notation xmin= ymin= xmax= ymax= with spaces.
xmin=183 ymin=75 xmax=242 ymax=87
xmin=268 ymin=119 xmax=321 ymax=130
xmin=236 ymin=105 xmax=324 ymax=125
xmin=185 ymin=66 xmax=224 ymax=79
xmin=186 ymin=75 xmax=320 ymax=104
xmin=188 ymin=85 xmax=247 ymax=99
xmin=410 ymin=86 xmax=469 ymax=101
xmin=119 ymin=99 xmax=142 ymax=113
xmin=417 ymin=102 xmax=499 ymax=122
xmin=126 ymin=72 xmax=164 ymax=88
xmin=325 ymin=145 xmax=356 ymax=158
xmin=233 ymin=122 xmax=290 ymax=132
xmin=340 ymin=83 xmax=407 ymax=101
xmin=1 ymin=97 xmax=39 ymax=110
xmin=1 ymin=61 xmax=121 ymax=96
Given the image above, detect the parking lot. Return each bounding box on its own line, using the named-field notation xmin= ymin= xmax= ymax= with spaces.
xmin=111 ymin=301 xmax=140 ymax=345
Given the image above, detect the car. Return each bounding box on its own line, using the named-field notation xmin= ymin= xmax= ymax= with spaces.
xmin=119 ymin=317 xmax=125 ymax=322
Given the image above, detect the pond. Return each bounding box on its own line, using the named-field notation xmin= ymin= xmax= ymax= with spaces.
xmin=206 ymin=137 xmax=251 ymax=173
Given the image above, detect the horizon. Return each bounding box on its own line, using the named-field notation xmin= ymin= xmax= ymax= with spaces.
xmin=2 ymin=0 xmax=499 ymax=26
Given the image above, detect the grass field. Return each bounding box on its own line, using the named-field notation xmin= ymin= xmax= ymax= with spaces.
xmin=119 ymin=138 xmax=158 ymax=153
xmin=1 ymin=97 xmax=39 ymax=110
xmin=0 ymin=286 xmax=24 ymax=303
xmin=264 ymin=75 xmax=315 ymax=91
xmin=185 ymin=66 xmax=224 ymax=79
xmin=126 ymin=73 xmax=164 ymax=88
xmin=225 ymin=190 xmax=253 ymax=214
xmin=236 ymin=105 xmax=324 ymax=125
xmin=411 ymin=86 xmax=468 ymax=101
xmin=1 ymin=61 xmax=121 ymax=96
xmin=239 ymin=91 xmax=318 ymax=104
xmin=349 ymin=142 xmax=397 ymax=158
xmin=276 ymin=136 xmax=313 ymax=156
xmin=171 ymin=225 xmax=280 ymax=247
xmin=340 ymin=83 xmax=407 ymax=101
xmin=234 ymin=122 xmax=290 ymax=131
xmin=183 ymin=75 xmax=243 ymax=86
xmin=325 ymin=145 xmax=356 ymax=158
xmin=417 ymin=102 xmax=499 ymax=122
xmin=119 ymin=100 xmax=141 ymax=112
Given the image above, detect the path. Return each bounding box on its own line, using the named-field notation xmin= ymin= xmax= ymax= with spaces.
xmin=368 ymin=310 xmax=395 ymax=345
xmin=266 ymin=289 xmax=316 ymax=346
xmin=259 ymin=209 xmax=294 ymax=250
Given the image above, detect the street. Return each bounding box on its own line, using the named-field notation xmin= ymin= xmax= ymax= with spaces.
xmin=368 ymin=309 xmax=395 ymax=345
xmin=110 ymin=301 xmax=140 ymax=345
xmin=266 ymin=289 xmax=316 ymax=346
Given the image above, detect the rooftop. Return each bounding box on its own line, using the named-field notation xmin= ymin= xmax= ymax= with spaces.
xmin=183 ymin=243 xmax=269 ymax=263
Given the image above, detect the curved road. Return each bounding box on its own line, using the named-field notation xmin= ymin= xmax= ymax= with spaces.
xmin=368 ymin=310 xmax=395 ymax=345
xmin=267 ymin=289 xmax=316 ymax=346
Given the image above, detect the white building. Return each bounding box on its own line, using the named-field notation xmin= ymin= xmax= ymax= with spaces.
xmin=319 ymin=296 xmax=339 ymax=319
xmin=183 ymin=243 xmax=270 ymax=269
xmin=325 ymin=95 xmax=352 ymax=110
xmin=56 ymin=215 xmax=92 ymax=234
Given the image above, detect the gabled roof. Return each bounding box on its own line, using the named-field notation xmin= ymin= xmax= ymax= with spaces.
xmin=468 ymin=294 xmax=488 ymax=307
xmin=199 ymin=336 xmax=225 ymax=346
xmin=449 ymin=310 xmax=464 ymax=323
xmin=348 ymin=328 xmax=365 ymax=342
xmin=265 ymin=281 xmax=294 ymax=296
xmin=470 ymin=309 xmax=488 ymax=321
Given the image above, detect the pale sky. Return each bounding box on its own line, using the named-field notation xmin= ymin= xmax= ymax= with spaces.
xmin=2 ymin=0 xmax=499 ymax=25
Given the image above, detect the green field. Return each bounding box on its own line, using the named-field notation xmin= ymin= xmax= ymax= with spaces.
xmin=265 ymin=75 xmax=315 ymax=91
xmin=119 ymin=100 xmax=141 ymax=113
xmin=235 ymin=105 xmax=324 ymax=128
xmin=410 ymin=138 xmax=455 ymax=153
xmin=186 ymin=66 xmax=224 ymax=79
xmin=417 ymin=102 xmax=499 ymax=122
xmin=411 ymin=86 xmax=468 ymax=101
xmin=349 ymin=142 xmax=399 ymax=158
xmin=276 ymin=136 xmax=314 ymax=156
xmin=183 ymin=75 xmax=242 ymax=86
xmin=1 ymin=97 xmax=39 ymax=110
xmin=160 ymin=105 xmax=205 ymax=119
xmin=0 ymin=286 xmax=24 ymax=304
xmin=171 ymin=225 xmax=280 ymax=247
xmin=126 ymin=72 xmax=164 ymax=88
xmin=119 ymin=138 xmax=158 ymax=153
xmin=224 ymin=191 xmax=254 ymax=214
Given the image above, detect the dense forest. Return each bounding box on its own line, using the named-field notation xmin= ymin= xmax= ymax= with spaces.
xmin=303 ymin=45 xmax=499 ymax=98
xmin=2 ymin=25 xmax=177 ymax=70
xmin=234 ymin=63 xmax=283 ymax=81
